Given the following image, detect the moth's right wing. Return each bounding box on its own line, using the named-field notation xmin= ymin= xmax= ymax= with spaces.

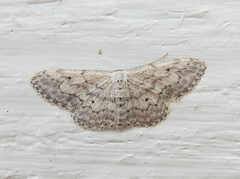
xmin=127 ymin=58 xmax=206 ymax=102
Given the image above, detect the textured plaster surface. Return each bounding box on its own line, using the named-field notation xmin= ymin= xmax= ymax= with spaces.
xmin=0 ymin=0 xmax=240 ymax=178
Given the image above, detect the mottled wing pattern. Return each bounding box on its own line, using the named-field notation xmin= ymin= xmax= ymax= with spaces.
xmin=125 ymin=82 xmax=169 ymax=127
xmin=123 ymin=58 xmax=206 ymax=127
xmin=128 ymin=58 xmax=207 ymax=102
xmin=71 ymin=82 xmax=119 ymax=130
xmin=31 ymin=69 xmax=111 ymax=112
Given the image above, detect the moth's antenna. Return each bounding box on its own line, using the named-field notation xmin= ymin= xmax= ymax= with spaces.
xmin=150 ymin=53 xmax=168 ymax=65
xmin=128 ymin=53 xmax=168 ymax=72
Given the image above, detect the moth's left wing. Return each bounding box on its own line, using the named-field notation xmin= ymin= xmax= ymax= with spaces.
xmin=30 ymin=69 xmax=111 ymax=112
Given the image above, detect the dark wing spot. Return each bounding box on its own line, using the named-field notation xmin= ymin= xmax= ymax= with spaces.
xmin=166 ymin=68 xmax=170 ymax=72
xmin=68 ymin=77 xmax=71 ymax=80
xmin=92 ymin=100 xmax=95 ymax=103
xmin=145 ymin=98 xmax=149 ymax=102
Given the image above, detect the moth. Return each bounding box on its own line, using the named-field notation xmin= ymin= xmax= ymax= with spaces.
xmin=30 ymin=55 xmax=206 ymax=130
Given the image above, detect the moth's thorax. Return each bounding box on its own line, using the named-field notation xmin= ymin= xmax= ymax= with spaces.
xmin=111 ymin=70 xmax=130 ymax=106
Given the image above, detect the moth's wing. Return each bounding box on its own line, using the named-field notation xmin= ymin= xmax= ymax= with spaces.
xmin=71 ymin=82 xmax=119 ymax=130
xmin=125 ymin=82 xmax=169 ymax=127
xmin=31 ymin=69 xmax=120 ymax=130
xmin=123 ymin=58 xmax=206 ymax=127
xmin=30 ymin=69 xmax=112 ymax=112
xmin=127 ymin=58 xmax=207 ymax=102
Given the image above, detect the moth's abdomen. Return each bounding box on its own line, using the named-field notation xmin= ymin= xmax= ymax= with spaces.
xmin=113 ymin=85 xmax=131 ymax=130
xmin=114 ymin=89 xmax=130 ymax=107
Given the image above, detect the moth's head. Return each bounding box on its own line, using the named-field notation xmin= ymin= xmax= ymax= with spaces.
xmin=112 ymin=70 xmax=127 ymax=86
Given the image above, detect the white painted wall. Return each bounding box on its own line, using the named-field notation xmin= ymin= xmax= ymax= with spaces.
xmin=0 ymin=0 xmax=240 ymax=178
